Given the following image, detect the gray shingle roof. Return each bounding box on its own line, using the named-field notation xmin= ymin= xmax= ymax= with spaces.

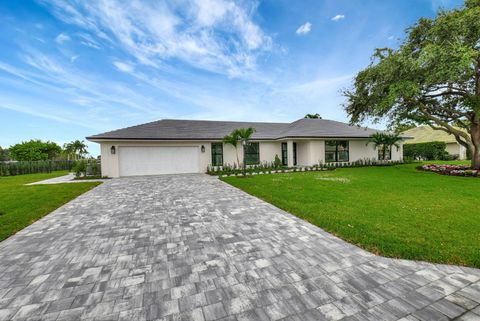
xmin=86 ymin=118 xmax=381 ymax=141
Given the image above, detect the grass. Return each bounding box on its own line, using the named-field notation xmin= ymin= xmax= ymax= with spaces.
xmin=222 ymin=162 xmax=480 ymax=268
xmin=0 ymin=171 xmax=100 ymax=241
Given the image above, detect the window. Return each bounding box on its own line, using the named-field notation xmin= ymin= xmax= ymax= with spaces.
xmin=378 ymin=145 xmax=391 ymax=160
xmin=244 ymin=142 xmax=260 ymax=165
xmin=281 ymin=143 xmax=288 ymax=166
xmin=293 ymin=142 xmax=297 ymax=166
xmin=325 ymin=141 xmax=349 ymax=162
xmin=211 ymin=143 xmax=223 ymax=166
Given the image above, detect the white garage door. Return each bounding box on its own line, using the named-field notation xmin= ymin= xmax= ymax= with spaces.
xmin=119 ymin=146 xmax=200 ymax=176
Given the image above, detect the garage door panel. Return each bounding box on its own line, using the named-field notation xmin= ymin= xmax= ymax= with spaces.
xmin=119 ymin=146 xmax=200 ymax=176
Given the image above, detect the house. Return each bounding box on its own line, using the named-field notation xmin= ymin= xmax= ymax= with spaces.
xmin=87 ymin=118 xmax=404 ymax=177
xmin=401 ymin=126 xmax=467 ymax=160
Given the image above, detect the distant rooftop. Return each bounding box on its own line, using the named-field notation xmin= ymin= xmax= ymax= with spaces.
xmin=87 ymin=118 xmax=382 ymax=141
xmin=401 ymin=126 xmax=466 ymax=144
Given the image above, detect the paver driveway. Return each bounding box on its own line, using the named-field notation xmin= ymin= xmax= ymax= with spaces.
xmin=0 ymin=174 xmax=479 ymax=321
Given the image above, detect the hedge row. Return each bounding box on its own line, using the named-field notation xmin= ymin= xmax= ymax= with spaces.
xmin=0 ymin=160 xmax=74 ymax=176
xmin=403 ymin=141 xmax=449 ymax=160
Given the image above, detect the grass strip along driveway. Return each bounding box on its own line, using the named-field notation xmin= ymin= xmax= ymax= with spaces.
xmin=0 ymin=171 xmax=100 ymax=241
xmin=222 ymin=163 xmax=480 ymax=268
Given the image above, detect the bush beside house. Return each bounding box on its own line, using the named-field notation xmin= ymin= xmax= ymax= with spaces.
xmin=403 ymin=141 xmax=449 ymax=160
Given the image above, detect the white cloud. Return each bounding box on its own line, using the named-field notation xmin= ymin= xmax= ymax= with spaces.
xmin=55 ymin=33 xmax=70 ymax=44
xmin=113 ymin=61 xmax=134 ymax=73
xmin=296 ymin=22 xmax=312 ymax=35
xmin=70 ymin=55 xmax=79 ymax=63
xmin=40 ymin=0 xmax=272 ymax=78
xmin=331 ymin=15 xmax=345 ymax=22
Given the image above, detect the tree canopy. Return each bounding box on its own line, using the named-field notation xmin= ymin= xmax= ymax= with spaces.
xmin=343 ymin=0 xmax=480 ymax=168
xmin=63 ymin=140 xmax=89 ymax=160
xmin=304 ymin=113 xmax=322 ymax=119
xmin=9 ymin=140 xmax=62 ymax=161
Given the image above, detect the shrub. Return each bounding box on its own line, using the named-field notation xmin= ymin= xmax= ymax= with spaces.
xmin=73 ymin=160 xmax=87 ymax=178
xmin=0 ymin=160 xmax=74 ymax=176
xmin=273 ymin=154 xmax=282 ymax=168
xmin=403 ymin=141 xmax=448 ymax=160
xmin=9 ymin=140 xmax=62 ymax=161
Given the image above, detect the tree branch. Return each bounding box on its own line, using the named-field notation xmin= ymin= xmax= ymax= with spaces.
xmin=428 ymin=124 xmax=471 ymax=149
xmin=417 ymin=103 xmax=473 ymax=146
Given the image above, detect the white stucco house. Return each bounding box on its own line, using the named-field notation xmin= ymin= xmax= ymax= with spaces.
xmin=87 ymin=118 xmax=404 ymax=177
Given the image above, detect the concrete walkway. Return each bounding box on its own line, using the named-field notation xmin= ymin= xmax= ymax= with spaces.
xmin=27 ymin=173 xmax=107 ymax=185
xmin=1 ymin=174 xmax=479 ymax=321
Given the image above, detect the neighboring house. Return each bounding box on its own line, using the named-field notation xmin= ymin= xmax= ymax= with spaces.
xmin=401 ymin=126 xmax=467 ymax=160
xmin=87 ymin=118 xmax=405 ymax=177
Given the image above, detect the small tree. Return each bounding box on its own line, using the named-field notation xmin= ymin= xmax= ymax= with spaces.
xmin=223 ymin=132 xmax=241 ymax=167
xmin=236 ymin=127 xmax=256 ymax=176
xmin=368 ymin=133 xmax=402 ymax=160
xmin=223 ymin=127 xmax=256 ymax=176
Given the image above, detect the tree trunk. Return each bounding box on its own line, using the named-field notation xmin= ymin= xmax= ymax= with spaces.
xmin=472 ymin=146 xmax=480 ymax=170
xmin=235 ymin=149 xmax=240 ymax=168
xmin=243 ymin=147 xmax=246 ymax=177
xmin=471 ymin=118 xmax=480 ymax=170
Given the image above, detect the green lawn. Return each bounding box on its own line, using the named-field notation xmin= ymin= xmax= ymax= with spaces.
xmin=222 ymin=163 xmax=480 ymax=267
xmin=0 ymin=171 xmax=100 ymax=241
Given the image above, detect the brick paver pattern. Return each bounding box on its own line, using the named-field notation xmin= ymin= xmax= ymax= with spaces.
xmin=0 ymin=174 xmax=479 ymax=321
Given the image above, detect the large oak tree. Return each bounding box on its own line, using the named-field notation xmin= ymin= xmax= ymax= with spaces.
xmin=344 ymin=0 xmax=480 ymax=168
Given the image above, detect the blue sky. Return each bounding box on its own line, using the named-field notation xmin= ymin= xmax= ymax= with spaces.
xmin=0 ymin=0 xmax=463 ymax=156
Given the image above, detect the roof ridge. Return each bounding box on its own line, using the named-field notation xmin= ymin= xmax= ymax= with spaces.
xmin=162 ymin=118 xmax=289 ymax=125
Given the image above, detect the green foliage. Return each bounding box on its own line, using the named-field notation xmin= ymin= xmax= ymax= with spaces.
xmin=0 ymin=160 xmax=74 ymax=176
xmin=206 ymin=159 xmax=407 ymax=176
xmin=368 ymin=133 xmax=402 ymax=160
xmin=63 ymin=140 xmax=89 ymax=160
xmin=403 ymin=141 xmax=448 ymax=160
xmin=73 ymin=160 xmax=87 ymax=178
xmin=223 ymin=127 xmax=256 ymax=175
xmin=343 ymin=0 xmax=480 ymax=168
xmin=72 ymin=159 xmax=101 ymax=178
xmin=389 ymin=121 xmax=417 ymax=134
xmin=273 ymin=154 xmax=282 ymax=168
xmin=9 ymin=140 xmax=62 ymax=161
xmin=304 ymin=113 xmax=322 ymax=119
xmin=89 ymin=161 xmax=101 ymax=176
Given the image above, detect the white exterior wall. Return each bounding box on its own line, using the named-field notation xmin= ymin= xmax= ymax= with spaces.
xmin=296 ymin=141 xmax=310 ymax=166
xmin=349 ymin=140 xmax=377 ymax=161
xmin=283 ymin=139 xmax=403 ymax=165
xmin=259 ymin=142 xmax=282 ymax=164
xmin=446 ymin=143 xmax=462 ymax=159
xmin=97 ymin=138 xmax=405 ymax=177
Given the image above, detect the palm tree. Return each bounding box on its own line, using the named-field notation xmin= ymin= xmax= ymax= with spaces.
xmin=222 ymin=132 xmax=241 ymax=167
xmin=64 ymin=140 xmax=88 ymax=160
xmin=368 ymin=133 xmax=402 ymax=160
xmin=73 ymin=140 xmax=88 ymax=159
xmin=304 ymin=113 xmax=322 ymax=119
xmin=63 ymin=142 xmax=75 ymax=160
xmin=235 ymin=127 xmax=256 ymax=176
